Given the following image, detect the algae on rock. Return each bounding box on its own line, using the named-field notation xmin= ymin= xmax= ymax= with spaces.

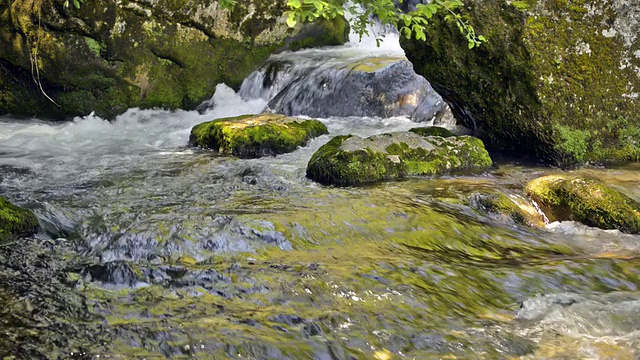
xmin=525 ymin=175 xmax=640 ymax=234
xmin=401 ymin=0 xmax=640 ymax=166
xmin=473 ymin=192 xmax=545 ymax=228
xmin=0 ymin=0 xmax=349 ymax=119
xmin=189 ymin=113 xmax=328 ymax=158
xmin=0 ymin=196 xmax=39 ymax=242
xmin=306 ymin=132 xmax=493 ymax=186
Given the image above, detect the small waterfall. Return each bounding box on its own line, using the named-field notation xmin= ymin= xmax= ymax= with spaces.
xmin=231 ymin=14 xmax=463 ymax=126
xmin=235 ymin=48 xmax=452 ymax=121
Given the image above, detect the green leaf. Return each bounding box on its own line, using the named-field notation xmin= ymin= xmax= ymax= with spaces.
xmin=73 ymin=0 xmax=80 ymax=9
xmin=311 ymin=0 xmax=324 ymax=11
xmin=478 ymin=35 xmax=487 ymax=42
xmin=288 ymin=0 xmax=301 ymax=9
xmin=286 ymin=12 xmax=297 ymax=27
xmin=468 ymin=41 xmax=475 ymax=49
xmin=402 ymin=27 xmax=412 ymax=39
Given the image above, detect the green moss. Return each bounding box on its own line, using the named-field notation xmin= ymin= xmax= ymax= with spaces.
xmin=525 ymin=175 xmax=640 ymax=233
xmin=401 ymin=0 xmax=640 ymax=166
xmin=455 ymin=136 xmax=495 ymax=169
xmin=409 ymin=126 xmax=456 ymax=138
xmin=0 ymin=196 xmax=39 ymax=242
xmin=189 ymin=114 xmax=328 ymax=158
xmin=556 ymin=125 xmax=589 ymax=163
xmin=510 ymin=1 xmax=530 ymax=10
xmin=306 ymin=133 xmax=492 ymax=186
xmin=554 ymin=118 xmax=640 ymax=164
xmin=83 ymin=37 xmax=104 ymax=57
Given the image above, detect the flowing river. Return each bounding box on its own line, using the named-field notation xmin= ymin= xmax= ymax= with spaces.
xmin=2 ymin=32 xmax=640 ymax=359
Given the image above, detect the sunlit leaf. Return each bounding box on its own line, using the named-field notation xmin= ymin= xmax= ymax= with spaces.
xmin=286 ymin=12 xmax=297 ymax=27
xmin=288 ymin=0 xmax=301 ymax=9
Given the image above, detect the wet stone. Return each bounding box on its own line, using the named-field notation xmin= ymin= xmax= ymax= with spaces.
xmin=81 ymin=261 xmax=142 ymax=287
xmin=266 ymin=57 xmax=436 ymax=118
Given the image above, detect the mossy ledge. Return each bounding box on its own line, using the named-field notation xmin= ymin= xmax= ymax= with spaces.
xmin=409 ymin=126 xmax=455 ymax=138
xmin=0 ymin=0 xmax=349 ymax=119
xmin=189 ymin=113 xmax=328 ymax=158
xmin=401 ymin=0 xmax=640 ymax=166
xmin=525 ymin=175 xmax=640 ymax=234
xmin=0 ymin=196 xmax=39 ymax=242
xmin=306 ymin=132 xmax=493 ymax=186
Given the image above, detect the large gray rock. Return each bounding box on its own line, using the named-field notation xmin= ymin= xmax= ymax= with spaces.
xmin=0 ymin=0 xmax=348 ymax=119
xmin=266 ymin=57 xmax=437 ymax=118
xmin=401 ymin=0 xmax=640 ymax=166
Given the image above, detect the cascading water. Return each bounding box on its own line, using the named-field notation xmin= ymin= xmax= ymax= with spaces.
xmin=1 ymin=26 xmax=640 ymax=360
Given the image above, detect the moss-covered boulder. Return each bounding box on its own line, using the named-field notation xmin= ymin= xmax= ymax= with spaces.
xmin=0 ymin=196 xmax=39 ymax=242
xmin=525 ymin=175 xmax=640 ymax=233
xmin=306 ymin=132 xmax=492 ymax=186
xmin=189 ymin=113 xmax=327 ymax=158
xmin=401 ymin=0 xmax=640 ymax=166
xmin=0 ymin=0 xmax=348 ymax=119
xmin=409 ymin=126 xmax=455 ymax=138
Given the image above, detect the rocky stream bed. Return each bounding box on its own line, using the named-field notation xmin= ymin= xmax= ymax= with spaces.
xmin=2 ymin=38 xmax=640 ymax=360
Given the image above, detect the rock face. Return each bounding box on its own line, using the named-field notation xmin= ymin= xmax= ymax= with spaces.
xmin=266 ymin=57 xmax=434 ymax=118
xmin=306 ymin=132 xmax=492 ymax=186
xmin=525 ymin=175 xmax=640 ymax=233
xmin=0 ymin=0 xmax=348 ymax=119
xmin=409 ymin=82 xmax=450 ymax=123
xmin=189 ymin=113 xmax=327 ymax=158
xmin=0 ymin=196 xmax=39 ymax=242
xmin=401 ymin=0 xmax=640 ymax=166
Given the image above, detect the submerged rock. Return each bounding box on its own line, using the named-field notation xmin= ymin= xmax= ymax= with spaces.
xmin=0 ymin=196 xmax=39 ymax=242
xmin=0 ymin=0 xmax=348 ymax=119
xmin=189 ymin=114 xmax=327 ymax=158
xmin=525 ymin=175 xmax=640 ymax=234
xmin=472 ymin=192 xmax=545 ymax=228
xmin=402 ymin=0 xmax=640 ymax=165
xmin=306 ymin=132 xmax=492 ymax=186
xmin=267 ymin=57 xmax=436 ymax=118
